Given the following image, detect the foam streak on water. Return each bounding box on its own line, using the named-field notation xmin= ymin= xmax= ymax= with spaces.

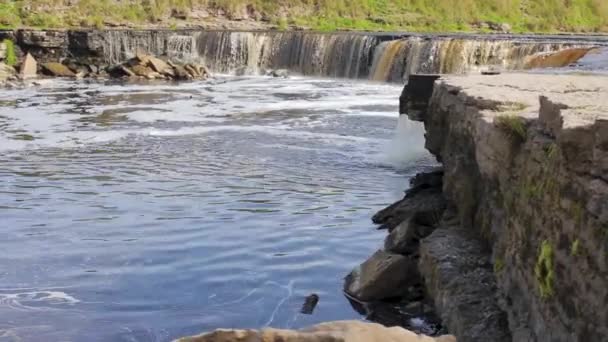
xmin=0 ymin=76 xmax=433 ymax=341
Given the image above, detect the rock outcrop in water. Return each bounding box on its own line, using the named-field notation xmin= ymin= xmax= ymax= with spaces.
xmin=391 ymin=73 xmax=608 ymax=341
xmin=175 ymin=321 xmax=456 ymax=342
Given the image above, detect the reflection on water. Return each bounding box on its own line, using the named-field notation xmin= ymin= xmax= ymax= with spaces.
xmin=0 ymin=76 xmax=432 ymax=341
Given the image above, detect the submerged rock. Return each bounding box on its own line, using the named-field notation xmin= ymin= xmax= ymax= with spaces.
xmin=300 ymin=293 xmax=319 ymax=315
xmin=269 ymin=69 xmax=289 ymax=78
xmin=175 ymin=320 xmax=456 ymax=342
xmin=344 ymin=250 xmax=418 ymax=302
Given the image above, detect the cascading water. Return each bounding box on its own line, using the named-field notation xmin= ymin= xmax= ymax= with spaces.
xmin=100 ymin=31 xmax=598 ymax=82
xmin=167 ymin=35 xmax=197 ymax=62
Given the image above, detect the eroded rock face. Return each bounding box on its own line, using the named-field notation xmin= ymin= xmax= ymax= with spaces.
xmin=409 ymin=73 xmax=608 ymax=341
xmin=175 ymin=321 xmax=456 ymax=342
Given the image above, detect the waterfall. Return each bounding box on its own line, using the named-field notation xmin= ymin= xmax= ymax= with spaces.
xmin=99 ymin=31 xmax=597 ymax=82
xmin=167 ymin=35 xmax=197 ymax=62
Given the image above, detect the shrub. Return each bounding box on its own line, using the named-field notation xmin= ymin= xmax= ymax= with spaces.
xmin=3 ymin=39 xmax=16 ymax=66
xmin=496 ymin=114 xmax=527 ymax=142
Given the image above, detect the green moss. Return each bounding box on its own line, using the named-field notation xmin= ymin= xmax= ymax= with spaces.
xmin=571 ymin=239 xmax=581 ymax=257
xmin=496 ymin=115 xmax=527 ymax=143
xmin=494 ymin=258 xmax=505 ymax=273
xmin=535 ymin=240 xmax=555 ymax=299
xmin=2 ymin=39 xmax=16 ymax=66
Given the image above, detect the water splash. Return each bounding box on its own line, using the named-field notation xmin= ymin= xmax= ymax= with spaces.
xmin=383 ymin=115 xmax=429 ymax=169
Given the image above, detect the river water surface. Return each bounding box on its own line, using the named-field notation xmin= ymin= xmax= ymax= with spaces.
xmin=0 ymin=76 xmax=431 ymax=341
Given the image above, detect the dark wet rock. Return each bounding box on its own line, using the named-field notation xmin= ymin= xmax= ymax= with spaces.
xmin=419 ymin=226 xmax=511 ymax=342
xmin=385 ymin=215 xmax=436 ymax=255
xmin=107 ymin=64 xmax=135 ymax=78
xmin=408 ymin=169 xmax=444 ymax=192
xmin=372 ymin=186 xmax=447 ymax=231
xmin=344 ymin=250 xmax=418 ymax=302
xmin=300 ymin=293 xmax=319 ymax=315
xmin=19 ymin=53 xmax=37 ymax=79
xmin=41 ymin=62 xmax=76 ymax=77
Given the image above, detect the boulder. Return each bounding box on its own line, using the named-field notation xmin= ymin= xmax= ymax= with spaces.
xmin=147 ymin=56 xmax=171 ymax=73
xmin=173 ymin=65 xmax=193 ymax=80
xmin=107 ymin=64 xmax=135 ymax=78
xmin=184 ymin=64 xmax=201 ymax=78
xmin=344 ymin=250 xmax=418 ymax=301
xmin=385 ymin=215 xmax=436 ymax=255
xmin=130 ymin=64 xmax=155 ymax=77
xmin=19 ymin=53 xmax=37 ymax=79
xmin=175 ymin=320 xmax=456 ymax=342
xmin=372 ymin=187 xmax=447 ymax=230
xmin=41 ymin=62 xmax=76 ymax=77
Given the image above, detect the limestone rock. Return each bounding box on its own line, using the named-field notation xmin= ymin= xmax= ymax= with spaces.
xmin=19 ymin=53 xmax=37 ymax=79
xmin=0 ymin=62 xmax=16 ymax=81
xmin=419 ymin=227 xmax=511 ymax=342
xmin=147 ymin=56 xmax=171 ymax=73
xmin=406 ymin=73 xmax=608 ymax=341
xmin=130 ymin=64 xmax=155 ymax=77
xmin=41 ymin=62 xmax=76 ymax=77
xmin=385 ymin=215 xmax=436 ymax=255
xmin=344 ymin=250 xmax=418 ymax=301
xmin=175 ymin=320 xmax=456 ymax=342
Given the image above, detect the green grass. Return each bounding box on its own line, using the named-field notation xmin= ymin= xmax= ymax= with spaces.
xmin=0 ymin=0 xmax=607 ymax=32
xmin=3 ymin=39 xmax=17 ymax=66
xmin=496 ymin=114 xmax=528 ymax=143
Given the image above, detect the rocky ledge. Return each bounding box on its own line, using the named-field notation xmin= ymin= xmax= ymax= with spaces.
xmin=400 ymin=73 xmax=607 ymax=341
xmin=176 ymin=321 xmax=456 ymax=342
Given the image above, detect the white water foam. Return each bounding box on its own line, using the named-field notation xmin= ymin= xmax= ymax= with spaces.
xmin=0 ymin=290 xmax=80 ymax=311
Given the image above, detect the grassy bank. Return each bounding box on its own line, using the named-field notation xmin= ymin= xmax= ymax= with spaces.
xmin=1 ymin=0 xmax=607 ymax=33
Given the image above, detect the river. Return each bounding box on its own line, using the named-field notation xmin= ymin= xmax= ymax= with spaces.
xmin=0 ymin=76 xmax=433 ymax=341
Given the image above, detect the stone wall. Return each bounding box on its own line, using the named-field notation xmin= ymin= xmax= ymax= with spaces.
xmin=405 ymin=74 xmax=608 ymax=341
